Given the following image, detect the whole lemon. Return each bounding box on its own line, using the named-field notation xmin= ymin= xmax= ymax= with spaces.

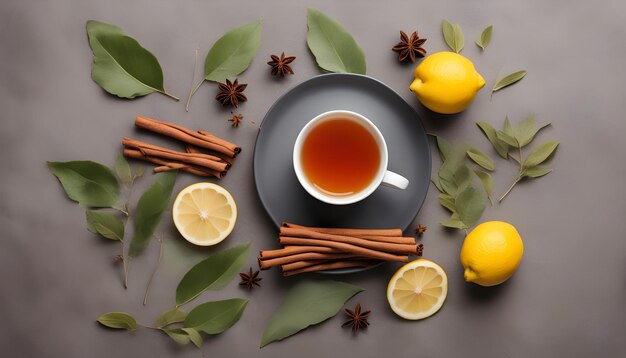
xmin=410 ymin=52 xmax=485 ymax=114
xmin=460 ymin=221 xmax=523 ymax=287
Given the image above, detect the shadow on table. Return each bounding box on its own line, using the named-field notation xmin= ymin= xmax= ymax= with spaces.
xmin=462 ymin=276 xmax=514 ymax=303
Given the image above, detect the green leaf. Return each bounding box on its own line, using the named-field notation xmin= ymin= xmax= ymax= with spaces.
xmin=438 ymin=193 xmax=456 ymax=213
xmin=85 ymin=210 xmax=124 ymax=241
xmin=155 ymin=307 xmax=187 ymax=329
xmin=176 ymin=242 xmax=251 ymax=305
xmin=476 ymin=121 xmax=509 ymax=159
xmin=492 ymin=70 xmax=527 ymax=93
xmin=184 ymin=299 xmax=248 ymax=335
xmin=524 ymin=141 xmax=559 ymax=168
xmin=455 ymin=186 xmax=486 ymax=228
xmin=473 ymin=170 xmax=493 ymax=199
xmin=203 ymin=20 xmax=263 ymax=82
xmin=163 ymin=328 xmax=191 ymax=345
xmin=522 ymin=166 xmax=553 ymax=178
xmin=435 ymin=136 xmax=451 ymax=161
xmin=96 ymin=312 xmax=137 ymax=331
xmin=47 ymin=161 xmax=120 ymax=208
xmin=516 ymin=115 xmax=550 ymax=147
xmin=86 ymin=20 xmax=175 ymax=99
xmin=114 ymin=154 xmax=132 ymax=184
xmin=431 ymin=177 xmax=444 ymax=193
xmin=475 ymin=25 xmax=493 ymax=50
xmin=496 ymin=130 xmax=519 ymax=147
xmin=307 ymin=8 xmax=366 ymax=74
xmin=439 ymin=159 xmax=471 ymax=197
xmin=129 ymin=171 xmax=177 ymax=257
xmin=182 ymin=328 xmax=203 ymax=348
xmin=503 ymin=117 xmax=514 ymax=136
xmin=260 ymin=280 xmax=362 ymax=348
xmin=466 ymin=147 xmax=495 ymax=171
xmin=441 ymin=214 xmax=466 ymax=229
xmin=442 ymin=20 xmax=464 ymax=53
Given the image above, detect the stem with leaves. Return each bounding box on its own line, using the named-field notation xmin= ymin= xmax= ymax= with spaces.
xmin=143 ymin=235 xmax=164 ymax=306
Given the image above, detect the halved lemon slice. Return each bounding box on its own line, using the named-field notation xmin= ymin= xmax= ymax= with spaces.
xmin=172 ymin=183 xmax=237 ymax=246
xmin=386 ymin=259 xmax=448 ymax=320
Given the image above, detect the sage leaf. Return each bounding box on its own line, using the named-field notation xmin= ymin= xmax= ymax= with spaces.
xmin=155 ymin=307 xmax=187 ymax=328
xmin=86 ymin=21 xmax=177 ymax=100
xmin=307 ymin=8 xmax=366 ymax=74
xmin=85 ymin=210 xmax=124 ymax=241
xmin=496 ymin=130 xmax=519 ymax=147
xmin=473 ymin=170 xmax=494 ymax=201
xmin=435 ymin=135 xmax=451 ymax=161
xmin=439 ymin=193 xmax=456 ymax=213
xmin=442 ymin=20 xmax=464 ymax=53
xmin=492 ymin=70 xmax=527 ymax=93
xmin=476 ymin=121 xmax=509 ymax=159
xmin=48 ymin=161 xmax=120 ymax=208
xmin=176 ymin=242 xmax=251 ymax=305
xmin=503 ymin=117 xmax=514 ymax=136
xmin=129 ymin=171 xmax=177 ymax=257
xmin=163 ymin=328 xmax=191 ymax=345
xmin=114 ymin=154 xmax=132 ymax=184
xmin=439 ymin=159 xmax=471 ymax=196
xmin=466 ymin=147 xmax=495 ymax=171
xmin=516 ymin=115 xmax=550 ymax=147
xmin=441 ymin=214 xmax=466 ymax=229
xmin=431 ymin=177 xmax=444 ymax=193
xmin=182 ymin=328 xmax=203 ymax=348
xmin=524 ymin=141 xmax=559 ymax=168
xmin=184 ymin=298 xmax=248 ymax=335
xmin=523 ymin=166 xmax=553 ymax=178
xmin=455 ymin=186 xmax=486 ymax=228
xmin=260 ymin=280 xmax=362 ymax=348
xmin=203 ymin=20 xmax=263 ymax=82
xmin=475 ymin=25 xmax=493 ymax=50
xmin=96 ymin=312 xmax=137 ymax=331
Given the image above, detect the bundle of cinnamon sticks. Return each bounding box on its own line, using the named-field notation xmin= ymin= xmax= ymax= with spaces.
xmin=122 ymin=116 xmax=241 ymax=178
xmin=258 ymin=222 xmax=423 ymax=276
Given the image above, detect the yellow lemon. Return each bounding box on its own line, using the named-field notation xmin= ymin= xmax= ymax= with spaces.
xmin=460 ymin=221 xmax=523 ymax=286
xmin=386 ymin=259 xmax=448 ymax=320
xmin=410 ymin=51 xmax=485 ymax=114
xmin=172 ymin=183 xmax=237 ymax=246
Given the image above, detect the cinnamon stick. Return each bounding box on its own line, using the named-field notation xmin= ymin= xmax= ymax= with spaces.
xmin=282 ymin=259 xmax=380 ymax=277
xmin=282 ymin=222 xmax=402 ymax=237
xmin=258 ymin=252 xmax=357 ymax=270
xmin=280 ymin=227 xmax=420 ymax=255
xmin=186 ymin=145 xmax=234 ymax=165
xmin=123 ymin=149 xmax=225 ymax=178
xmin=259 ymin=246 xmax=342 ymax=259
xmin=135 ymin=116 xmax=240 ymax=157
xmin=280 ymin=260 xmax=328 ymax=271
xmin=278 ymin=237 xmax=409 ymax=262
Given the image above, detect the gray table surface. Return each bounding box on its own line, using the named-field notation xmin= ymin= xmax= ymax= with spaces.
xmin=2 ymin=0 xmax=625 ymax=357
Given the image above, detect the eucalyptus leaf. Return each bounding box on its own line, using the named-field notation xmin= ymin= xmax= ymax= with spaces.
xmin=476 ymin=121 xmax=509 ymax=159
xmin=455 ymin=186 xmax=486 ymax=228
xmin=307 ymin=8 xmax=366 ymax=74
xmin=96 ymin=312 xmax=137 ymax=331
xmin=182 ymin=328 xmax=203 ymax=348
xmin=441 ymin=214 xmax=467 ymax=229
xmin=466 ymin=147 xmax=495 ymax=171
xmin=176 ymin=242 xmax=251 ymax=305
xmin=435 ymin=135 xmax=451 ymax=161
xmin=163 ymin=328 xmax=191 ymax=345
xmin=438 ymin=193 xmax=456 ymax=213
xmin=203 ymin=20 xmax=263 ymax=82
xmin=522 ymin=166 xmax=553 ymax=178
xmin=85 ymin=210 xmax=124 ymax=241
xmin=115 ymin=154 xmax=132 ymax=184
xmin=47 ymin=161 xmax=120 ymax=208
xmin=129 ymin=171 xmax=177 ymax=257
xmin=492 ymin=70 xmax=527 ymax=93
xmin=473 ymin=170 xmax=494 ymax=201
xmin=524 ymin=141 xmax=560 ymax=168
xmin=260 ymin=280 xmax=362 ymax=347
xmin=442 ymin=20 xmax=464 ymax=53
xmin=86 ymin=20 xmax=177 ymax=100
xmin=475 ymin=25 xmax=493 ymax=50
xmin=496 ymin=130 xmax=519 ymax=147
xmin=155 ymin=307 xmax=187 ymax=328
xmin=183 ymin=298 xmax=248 ymax=335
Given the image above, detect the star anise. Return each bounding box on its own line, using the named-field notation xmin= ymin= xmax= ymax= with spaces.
xmin=392 ymin=31 xmax=427 ymax=62
xmin=215 ymin=79 xmax=247 ymax=108
xmin=239 ymin=267 xmax=262 ymax=290
xmin=228 ymin=113 xmax=244 ymax=127
xmin=267 ymin=52 xmax=296 ymax=77
xmin=414 ymin=224 xmax=427 ymax=235
xmin=342 ymin=303 xmax=370 ymax=334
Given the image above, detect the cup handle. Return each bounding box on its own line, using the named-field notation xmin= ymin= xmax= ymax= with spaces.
xmin=381 ymin=170 xmax=409 ymax=190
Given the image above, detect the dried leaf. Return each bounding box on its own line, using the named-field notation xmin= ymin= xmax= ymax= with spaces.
xmin=114 ymin=154 xmax=132 ymax=184
xmin=183 ymin=298 xmax=248 ymax=335
xmin=86 ymin=210 xmax=124 ymax=241
xmin=524 ymin=141 xmax=560 ymax=168
xmin=442 ymin=20 xmax=464 ymax=53
xmin=175 ymin=242 xmax=250 ymax=305
xmin=466 ymin=147 xmax=495 ymax=171
xmin=522 ymin=166 xmax=553 ymax=178
xmin=96 ymin=312 xmax=137 ymax=331
xmin=492 ymin=70 xmax=527 ymax=93
xmin=307 ymin=8 xmax=366 ymax=74
xmin=129 ymin=171 xmax=177 ymax=257
xmin=475 ymin=25 xmax=493 ymax=50
xmin=47 ymin=161 xmax=120 ymax=208
xmin=455 ymin=186 xmax=486 ymax=228
xmin=476 ymin=121 xmax=509 ymax=159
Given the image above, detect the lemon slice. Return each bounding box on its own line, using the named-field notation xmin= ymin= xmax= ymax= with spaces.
xmin=386 ymin=259 xmax=448 ymax=320
xmin=172 ymin=183 xmax=237 ymax=246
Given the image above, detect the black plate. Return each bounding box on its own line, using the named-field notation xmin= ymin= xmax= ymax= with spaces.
xmin=253 ymin=73 xmax=431 ymax=233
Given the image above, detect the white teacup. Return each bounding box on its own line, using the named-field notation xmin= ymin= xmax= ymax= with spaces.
xmin=293 ymin=110 xmax=409 ymax=205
